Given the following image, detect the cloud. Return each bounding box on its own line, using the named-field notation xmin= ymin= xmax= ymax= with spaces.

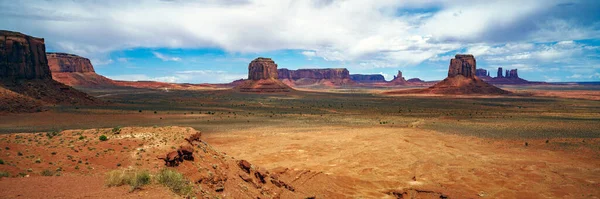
xmin=152 ymin=52 xmax=182 ymax=62
xmin=1 ymin=0 xmax=598 ymax=73
xmin=108 ymin=70 xmax=245 ymax=83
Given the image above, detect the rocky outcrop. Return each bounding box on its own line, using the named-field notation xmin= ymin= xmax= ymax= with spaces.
xmin=235 ymin=57 xmax=292 ymax=92
xmin=390 ymin=70 xmax=407 ymax=84
xmin=386 ymin=54 xmax=509 ymax=95
xmin=350 ymin=74 xmax=386 ymax=83
xmin=47 ymin=53 xmax=95 ymax=73
xmin=448 ymin=54 xmax=476 ymax=78
xmin=407 ymin=78 xmax=424 ymax=83
xmin=248 ymin=57 xmax=278 ymax=80
xmin=278 ymin=68 xmax=350 ymax=80
xmin=0 ymin=30 xmax=99 ymax=108
xmin=0 ymin=30 xmax=51 ymax=80
xmin=505 ymin=69 xmax=518 ymax=78
xmin=476 ymin=69 xmax=489 ymax=77
xmin=46 ymin=52 xmax=117 ymax=88
xmin=497 ymin=67 xmax=503 ymax=78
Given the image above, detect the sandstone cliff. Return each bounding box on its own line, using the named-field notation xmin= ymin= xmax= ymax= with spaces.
xmin=350 ymin=74 xmax=386 ymax=83
xmin=0 ymin=30 xmax=51 ymax=80
xmin=235 ymin=57 xmax=292 ymax=92
xmin=47 ymin=53 xmax=95 ymax=73
xmin=0 ymin=30 xmax=99 ymax=109
xmin=386 ymin=54 xmax=509 ymax=95
xmin=277 ymin=68 xmax=354 ymax=87
xmin=47 ymin=52 xmax=117 ymax=88
xmin=390 ymin=70 xmax=407 ymax=84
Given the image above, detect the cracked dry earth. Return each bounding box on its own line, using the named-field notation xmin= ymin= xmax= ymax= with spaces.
xmin=204 ymin=125 xmax=600 ymax=198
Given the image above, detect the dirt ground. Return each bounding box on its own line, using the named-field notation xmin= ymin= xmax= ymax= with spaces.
xmin=0 ymin=85 xmax=599 ymax=198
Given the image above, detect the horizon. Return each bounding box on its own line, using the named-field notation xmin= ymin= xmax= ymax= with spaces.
xmin=2 ymin=0 xmax=599 ymax=83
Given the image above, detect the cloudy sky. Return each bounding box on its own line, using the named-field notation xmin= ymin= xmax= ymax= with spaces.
xmin=2 ymin=0 xmax=599 ymax=83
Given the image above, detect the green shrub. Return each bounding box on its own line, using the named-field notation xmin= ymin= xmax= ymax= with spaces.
xmin=0 ymin=159 xmax=4 ymax=165
xmin=99 ymin=135 xmax=108 ymax=141
xmin=111 ymin=126 xmax=122 ymax=134
xmin=156 ymin=169 xmax=193 ymax=197
xmin=0 ymin=171 xmax=9 ymax=178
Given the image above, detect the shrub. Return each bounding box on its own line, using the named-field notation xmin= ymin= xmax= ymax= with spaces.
xmin=99 ymin=135 xmax=108 ymax=141
xmin=105 ymin=169 xmax=151 ymax=192
xmin=0 ymin=159 xmax=4 ymax=165
xmin=156 ymin=169 xmax=193 ymax=197
xmin=0 ymin=171 xmax=9 ymax=178
xmin=41 ymin=169 xmax=54 ymax=176
xmin=111 ymin=126 xmax=122 ymax=134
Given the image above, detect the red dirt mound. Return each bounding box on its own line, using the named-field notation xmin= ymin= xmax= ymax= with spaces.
xmin=0 ymin=86 xmax=44 ymax=113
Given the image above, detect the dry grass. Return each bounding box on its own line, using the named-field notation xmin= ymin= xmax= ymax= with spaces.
xmin=105 ymin=169 xmax=151 ymax=192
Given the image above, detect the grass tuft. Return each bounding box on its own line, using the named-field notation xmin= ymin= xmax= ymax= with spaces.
xmin=156 ymin=169 xmax=194 ymax=197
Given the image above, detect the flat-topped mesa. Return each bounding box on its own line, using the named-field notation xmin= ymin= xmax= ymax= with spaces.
xmin=47 ymin=53 xmax=95 ymax=73
xmin=448 ymin=54 xmax=476 ymax=78
xmin=248 ymin=57 xmax=278 ymax=80
xmin=0 ymin=30 xmax=51 ymax=79
xmin=350 ymin=74 xmax=386 ymax=83
xmin=476 ymin=69 xmax=489 ymax=77
xmin=278 ymin=68 xmax=350 ymax=80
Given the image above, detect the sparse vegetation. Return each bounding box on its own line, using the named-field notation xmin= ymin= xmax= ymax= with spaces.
xmin=156 ymin=169 xmax=194 ymax=197
xmin=99 ymin=135 xmax=108 ymax=141
xmin=105 ymin=169 xmax=151 ymax=192
xmin=0 ymin=159 xmax=4 ymax=165
xmin=111 ymin=126 xmax=122 ymax=134
xmin=41 ymin=169 xmax=54 ymax=176
xmin=0 ymin=171 xmax=9 ymax=178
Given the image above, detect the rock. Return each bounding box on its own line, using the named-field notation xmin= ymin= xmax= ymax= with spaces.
xmin=178 ymin=145 xmax=194 ymax=160
xmin=386 ymin=54 xmax=509 ymax=95
xmin=158 ymin=151 xmax=182 ymax=167
xmin=448 ymin=54 xmax=476 ymax=78
xmin=278 ymin=68 xmax=350 ymax=80
xmin=350 ymin=74 xmax=386 ymax=83
xmin=506 ymin=69 xmax=518 ymax=78
xmin=239 ymin=160 xmax=252 ymax=173
xmin=497 ymin=67 xmax=503 ymax=78
xmin=47 ymin=53 xmax=94 ymax=73
xmin=390 ymin=70 xmax=407 ymax=84
xmin=481 ymin=67 xmax=533 ymax=85
xmin=407 ymin=78 xmax=424 ymax=83
xmin=0 ymin=30 xmax=99 ymax=108
xmin=185 ymin=132 xmax=202 ymax=144
xmin=234 ymin=57 xmax=292 ymax=92
xmin=0 ymin=30 xmax=51 ymax=80
xmin=254 ymin=168 xmax=269 ymax=183
xmin=475 ymin=68 xmax=489 ymax=77
xmin=248 ymin=57 xmax=278 ymax=80
xmin=46 ymin=52 xmax=117 ymax=87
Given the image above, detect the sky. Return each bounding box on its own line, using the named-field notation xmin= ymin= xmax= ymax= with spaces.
xmin=1 ymin=0 xmax=599 ymax=83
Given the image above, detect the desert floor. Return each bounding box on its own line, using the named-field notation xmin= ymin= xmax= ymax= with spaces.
xmin=0 ymin=85 xmax=599 ymax=198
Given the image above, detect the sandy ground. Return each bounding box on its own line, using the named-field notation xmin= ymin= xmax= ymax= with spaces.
xmin=204 ymin=125 xmax=600 ymax=198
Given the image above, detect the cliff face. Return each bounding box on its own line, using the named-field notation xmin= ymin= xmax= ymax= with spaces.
xmin=248 ymin=57 xmax=278 ymax=80
xmin=350 ymin=74 xmax=386 ymax=82
xmin=0 ymin=30 xmax=51 ymax=80
xmin=505 ymin=69 xmax=518 ymax=78
xmin=476 ymin=69 xmax=489 ymax=77
xmin=47 ymin=53 xmax=95 ymax=73
xmin=236 ymin=57 xmax=291 ymax=92
xmin=0 ymin=30 xmax=99 ymax=108
xmin=448 ymin=54 xmax=476 ymax=78
xmin=278 ymin=68 xmax=350 ymax=80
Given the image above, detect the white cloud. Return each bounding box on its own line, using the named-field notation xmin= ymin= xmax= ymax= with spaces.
xmin=1 ymin=0 xmax=598 ymax=72
xmin=152 ymin=52 xmax=181 ymax=62
xmin=108 ymin=70 xmax=245 ymax=83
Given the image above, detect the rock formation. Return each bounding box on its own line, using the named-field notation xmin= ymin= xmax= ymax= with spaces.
xmin=248 ymin=57 xmax=278 ymax=80
xmin=46 ymin=52 xmax=117 ymax=87
xmin=234 ymin=57 xmax=292 ymax=92
xmin=497 ymin=67 xmax=503 ymax=78
xmin=350 ymin=74 xmax=386 ymax=83
xmin=385 ymin=54 xmax=509 ymax=95
xmin=0 ymin=30 xmax=98 ymax=108
xmin=47 ymin=53 xmax=95 ymax=73
xmin=476 ymin=69 xmax=489 ymax=77
xmin=505 ymin=69 xmax=518 ymax=78
xmin=0 ymin=30 xmax=51 ymax=80
xmin=448 ymin=54 xmax=476 ymax=78
xmin=407 ymin=78 xmax=424 ymax=83
xmin=277 ymin=68 xmax=354 ymax=87
xmin=390 ymin=70 xmax=407 ymax=84
xmin=478 ymin=67 xmax=534 ymax=84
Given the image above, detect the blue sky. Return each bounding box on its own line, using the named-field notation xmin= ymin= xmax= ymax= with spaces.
xmin=1 ymin=0 xmax=599 ymax=83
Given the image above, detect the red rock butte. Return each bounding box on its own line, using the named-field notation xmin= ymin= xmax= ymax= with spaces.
xmin=234 ymin=57 xmax=292 ymax=92
xmin=46 ymin=52 xmax=117 ymax=88
xmin=0 ymin=30 xmax=51 ymax=80
xmin=386 ymin=54 xmax=509 ymax=95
